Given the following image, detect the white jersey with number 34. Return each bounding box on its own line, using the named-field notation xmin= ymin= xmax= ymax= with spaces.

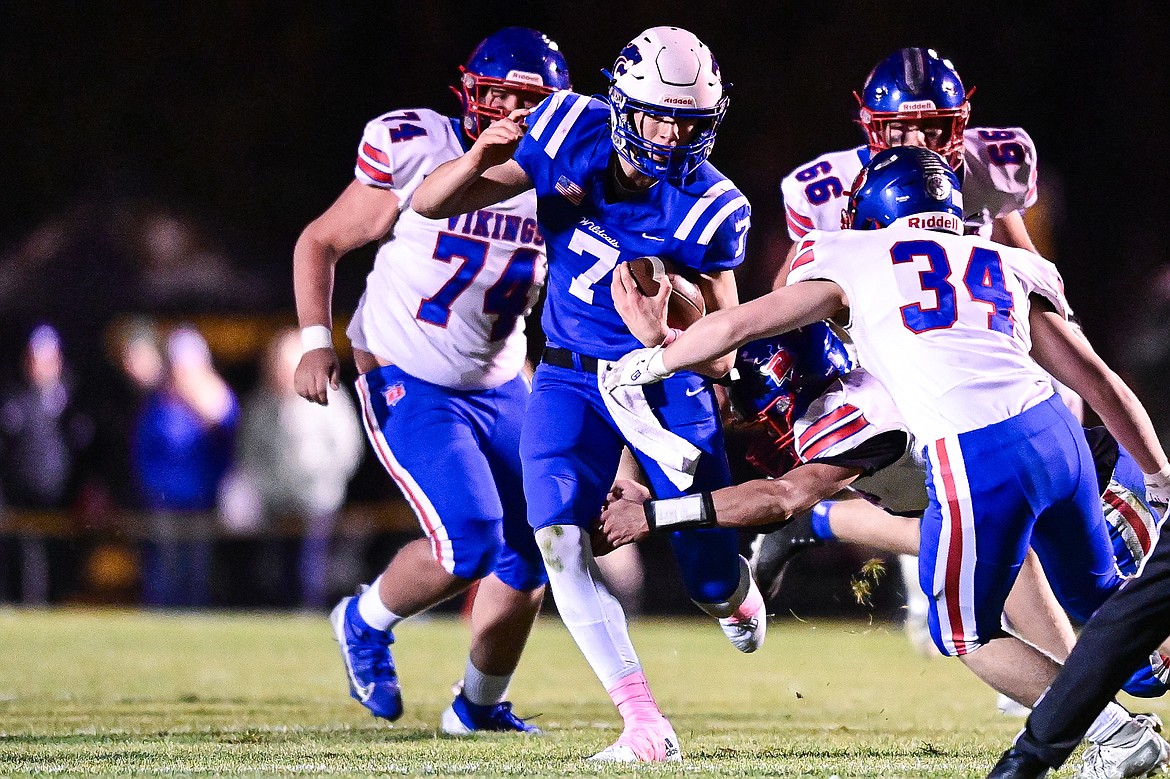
xmin=781 ymin=127 xmax=1038 ymax=241
xmin=786 ymin=227 xmax=1068 ymax=442
xmin=346 ymin=108 xmax=547 ymax=390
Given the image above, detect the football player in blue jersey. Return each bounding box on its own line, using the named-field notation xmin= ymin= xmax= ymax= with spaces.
xmin=293 ymin=28 xmax=569 ymax=734
xmin=415 ymin=26 xmax=759 ymax=762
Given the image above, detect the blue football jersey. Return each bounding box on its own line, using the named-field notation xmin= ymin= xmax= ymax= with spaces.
xmin=514 ymin=91 xmax=751 ymax=360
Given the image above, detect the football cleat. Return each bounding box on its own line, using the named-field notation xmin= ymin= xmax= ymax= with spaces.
xmin=1076 ymin=716 xmax=1170 ymax=779
xmin=587 ymin=719 xmax=682 ymax=763
xmin=329 ymin=591 xmax=403 ymax=721
xmin=718 ymin=558 xmax=767 ymax=653
xmin=440 ymin=692 xmax=541 ymax=735
xmin=749 ymin=510 xmax=824 ymax=601
xmin=986 ymin=747 xmax=1051 ymax=779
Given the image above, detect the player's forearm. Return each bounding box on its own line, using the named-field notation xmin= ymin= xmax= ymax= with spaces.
xmin=661 ymin=307 xmax=752 ymax=374
xmin=709 ymin=480 xmax=810 ymax=527
xmin=411 ymin=155 xmax=484 ymax=218
xmin=1082 ymin=371 xmax=1168 ymax=475
xmin=657 ymin=465 xmax=854 ymax=531
xmin=1031 ymin=309 xmax=1169 ymax=473
xmin=689 ymin=352 xmax=737 ymax=379
xmin=662 ymin=283 xmax=845 ymax=375
xmin=293 ymin=232 xmax=339 ymax=329
xmin=691 ymin=270 xmax=740 ymax=377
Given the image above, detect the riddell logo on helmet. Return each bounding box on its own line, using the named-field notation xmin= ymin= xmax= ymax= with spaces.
xmin=905 ymin=214 xmax=961 ymax=231
xmin=897 ymin=99 xmax=938 ymax=112
xmin=660 ymin=95 xmax=697 ymax=107
xmin=505 ymin=70 xmax=544 ymax=86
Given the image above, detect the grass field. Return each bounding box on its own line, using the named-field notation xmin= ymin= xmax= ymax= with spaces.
xmin=2 ymin=609 xmax=1158 ymax=777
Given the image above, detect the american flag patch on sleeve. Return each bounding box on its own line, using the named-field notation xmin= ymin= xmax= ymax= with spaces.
xmin=555 ymin=176 xmax=585 ymax=205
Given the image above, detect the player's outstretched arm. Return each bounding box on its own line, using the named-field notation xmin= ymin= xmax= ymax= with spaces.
xmin=595 ymin=461 xmax=861 ymax=552
xmin=605 ymin=280 xmax=847 ymax=389
xmin=663 ymin=281 xmax=847 ymax=375
xmin=1029 ymin=297 xmax=1170 ymax=483
xmin=293 ymin=180 xmax=400 ymax=405
xmin=412 ymin=113 xmax=534 ymax=219
xmin=664 ymin=280 xmax=847 ymax=374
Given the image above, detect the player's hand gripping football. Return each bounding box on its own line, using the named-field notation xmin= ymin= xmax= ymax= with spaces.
xmin=603 ymin=346 xmax=674 ymax=392
xmin=468 ymin=108 xmax=532 ymax=173
xmin=593 ymin=479 xmax=654 ymax=555
xmin=611 ymin=262 xmax=672 ymax=346
xmin=295 ymin=348 xmax=341 ymax=406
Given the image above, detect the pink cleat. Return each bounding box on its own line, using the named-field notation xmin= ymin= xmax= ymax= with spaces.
xmin=719 ymin=557 xmax=767 ymax=653
xmin=588 ymin=719 xmax=682 ymax=763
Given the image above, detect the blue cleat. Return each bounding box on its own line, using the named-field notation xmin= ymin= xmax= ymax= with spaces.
xmin=329 ymin=592 xmax=403 ymax=720
xmin=440 ymin=691 xmax=541 ymax=735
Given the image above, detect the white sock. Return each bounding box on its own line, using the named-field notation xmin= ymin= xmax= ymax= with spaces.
xmin=462 ymin=661 xmax=511 ymax=706
xmin=535 ymin=525 xmax=641 ymax=688
xmin=357 ymin=576 xmax=403 ymax=631
xmin=1086 ymin=701 xmax=1133 ymax=743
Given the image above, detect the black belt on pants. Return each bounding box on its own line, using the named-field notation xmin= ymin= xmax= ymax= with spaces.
xmin=541 ymin=347 xmax=600 ymax=373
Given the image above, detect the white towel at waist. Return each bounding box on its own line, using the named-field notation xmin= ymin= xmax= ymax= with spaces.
xmin=598 ymin=359 xmax=701 ymax=491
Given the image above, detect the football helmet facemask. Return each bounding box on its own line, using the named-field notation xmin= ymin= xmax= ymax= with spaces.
xmin=605 ymin=26 xmax=729 ymax=183
xmin=457 ymin=27 xmax=571 ymax=140
xmin=856 ymin=47 xmax=973 ymax=167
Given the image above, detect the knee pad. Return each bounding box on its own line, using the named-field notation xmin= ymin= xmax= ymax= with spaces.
xmin=449 ymin=524 xmax=504 ymax=582
xmin=670 ymin=526 xmax=741 ymax=604
xmin=692 ymin=555 xmax=752 ymax=619
xmin=534 ymin=524 xmax=622 ymax=626
xmin=491 ymin=541 xmax=548 ymax=592
xmin=925 ymin=598 xmax=1005 ymax=657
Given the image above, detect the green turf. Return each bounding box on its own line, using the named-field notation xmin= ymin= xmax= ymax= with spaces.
xmin=1 ymin=609 xmax=1156 ymax=777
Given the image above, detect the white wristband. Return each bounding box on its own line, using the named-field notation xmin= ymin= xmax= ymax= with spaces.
xmin=301 ymin=325 xmax=333 ymax=353
xmin=648 ymin=348 xmax=674 ymax=379
xmin=645 ymin=493 xmax=716 ymax=531
xmin=1145 ymin=463 xmax=1170 ymax=487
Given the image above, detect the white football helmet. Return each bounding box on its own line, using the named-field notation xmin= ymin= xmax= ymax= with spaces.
xmin=606 ymin=26 xmax=728 ymax=182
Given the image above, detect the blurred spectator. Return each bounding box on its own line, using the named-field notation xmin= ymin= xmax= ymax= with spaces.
xmin=0 ymin=324 xmax=94 ymax=603
xmin=220 ymin=328 xmax=363 ymax=609
xmin=133 ymin=326 xmax=238 ymax=607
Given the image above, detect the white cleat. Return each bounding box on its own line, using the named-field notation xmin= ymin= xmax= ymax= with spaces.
xmin=1077 ymin=716 xmax=1170 ymax=779
xmin=587 ymin=720 xmax=682 ymax=763
xmin=719 ymin=607 xmax=766 ymax=653
xmin=718 ymin=557 xmax=767 ymax=653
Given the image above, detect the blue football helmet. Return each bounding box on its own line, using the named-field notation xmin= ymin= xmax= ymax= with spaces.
xmin=457 ymin=27 xmax=571 ymax=140
xmin=605 ymin=26 xmax=729 ymax=182
xmin=843 ymin=146 xmax=964 ymax=234
xmin=855 ymin=48 xmax=973 ymax=167
xmin=730 ymin=322 xmax=856 ymax=477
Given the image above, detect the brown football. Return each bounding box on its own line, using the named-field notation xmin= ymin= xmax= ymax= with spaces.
xmin=626 ymin=256 xmax=706 ymax=329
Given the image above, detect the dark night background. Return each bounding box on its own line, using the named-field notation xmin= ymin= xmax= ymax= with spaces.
xmin=2 ymin=1 xmax=1169 ymax=459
